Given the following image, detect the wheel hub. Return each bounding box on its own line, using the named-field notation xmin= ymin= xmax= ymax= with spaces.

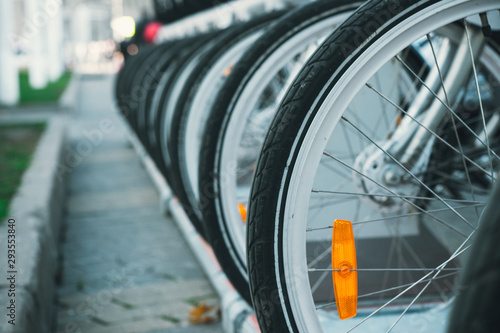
xmin=353 ymin=144 xmax=422 ymax=213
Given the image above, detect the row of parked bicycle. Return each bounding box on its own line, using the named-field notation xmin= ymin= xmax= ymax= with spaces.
xmin=153 ymin=0 xmax=233 ymax=23
xmin=115 ymin=0 xmax=500 ymax=331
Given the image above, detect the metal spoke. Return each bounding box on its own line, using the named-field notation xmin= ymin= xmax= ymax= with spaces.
xmin=306 ymin=203 xmax=485 ymax=232
xmin=339 ymin=120 xmax=358 ymax=163
xmin=372 ymin=74 xmax=392 ymax=133
xmin=309 ymin=268 xmax=460 ymax=272
xmin=318 ymin=156 xmax=351 ymax=179
xmin=464 ymin=20 xmax=495 ymax=178
xmin=426 ymin=34 xmax=480 ymax=220
xmin=364 ymin=82 xmax=495 ymax=179
xmin=426 ymin=34 xmax=451 ymax=105
xmin=387 ymin=266 xmax=445 ymax=332
xmin=308 ymin=246 xmax=331 ymax=268
xmin=395 ymin=55 xmax=500 ymax=165
xmin=308 ymin=196 xmax=359 ymax=211
xmin=341 ymin=116 xmax=474 ymax=229
xmin=387 ymin=221 xmax=451 ymax=299
xmin=380 ymin=234 xmax=397 ymax=302
xmin=311 ymin=189 xmax=482 ymax=205
xmin=348 ymin=106 xmax=380 ymax=140
xmin=345 ymin=244 xmax=471 ymax=332
xmin=321 ymin=151 xmax=470 ymax=237
xmin=316 ymin=271 xmax=459 ymax=310
xmin=311 ymin=269 xmax=330 ymax=295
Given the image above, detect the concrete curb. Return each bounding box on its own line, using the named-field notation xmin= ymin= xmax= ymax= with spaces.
xmin=0 ymin=116 xmax=69 ymax=333
xmin=124 ymin=123 xmax=260 ymax=333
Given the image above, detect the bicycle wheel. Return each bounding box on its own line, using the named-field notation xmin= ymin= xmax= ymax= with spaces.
xmin=135 ymin=37 xmax=205 ymax=161
xmin=134 ymin=40 xmax=181 ymax=155
xmin=167 ymin=11 xmax=285 ymax=246
xmin=155 ymin=30 xmax=238 ymax=237
xmin=147 ymin=33 xmax=217 ymax=188
xmin=247 ymin=1 xmax=500 ymax=332
xmin=115 ymin=44 xmax=157 ymax=125
xmin=144 ymin=37 xmax=207 ymax=173
xmin=198 ymin=0 xmax=361 ymax=304
xmin=161 ymin=13 xmax=284 ymax=238
xmin=127 ymin=42 xmax=173 ymax=143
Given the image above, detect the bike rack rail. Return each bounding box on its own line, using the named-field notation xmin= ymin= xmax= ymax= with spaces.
xmin=140 ymin=1 xmax=314 ymax=331
xmin=124 ymin=121 xmax=260 ymax=333
xmin=155 ymin=0 xmax=309 ymax=41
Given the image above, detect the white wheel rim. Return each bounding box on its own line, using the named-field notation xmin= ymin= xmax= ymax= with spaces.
xmin=218 ymin=11 xmax=355 ymax=272
xmin=279 ymin=1 xmax=500 ymax=331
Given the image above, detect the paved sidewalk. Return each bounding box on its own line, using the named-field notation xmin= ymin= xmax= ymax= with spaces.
xmin=55 ymin=74 xmax=221 ymax=333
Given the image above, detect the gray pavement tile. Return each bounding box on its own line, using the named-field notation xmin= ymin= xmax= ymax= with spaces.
xmin=68 ymin=174 xmax=154 ymax=193
xmin=60 ymin=265 xmax=86 ymax=279
xmin=64 ymin=211 xmax=161 ymax=227
xmin=58 ymin=279 xmax=216 ymax=315
xmin=60 ymin=262 xmax=128 ymax=280
xmin=149 ymin=324 xmax=223 ymax=333
xmin=58 ymin=275 xmax=137 ymax=298
xmin=64 ymin=210 xmax=161 ymax=223
xmin=61 ymin=246 xmax=114 ymax=258
xmin=59 ymin=261 xmax=208 ymax=297
xmin=65 ymin=231 xmax=182 ymax=251
xmin=58 ymin=280 xmax=219 ymax=330
xmin=62 ymin=224 xmax=162 ymax=241
xmin=68 ymin=159 xmax=146 ymax=178
xmin=58 ymin=285 xmax=88 ymax=298
xmin=62 ymin=220 xmax=188 ymax=254
xmin=112 ymin=280 xmax=217 ymax=307
xmin=64 ymin=205 xmax=161 ymax=220
xmin=108 ymin=319 xmax=178 ymax=333
xmin=56 ymin=74 xmax=219 ymax=333
xmin=77 ymin=149 xmax=137 ymax=164
xmin=69 ymin=176 xmax=154 ymax=193
xmin=68 ymin=188 xmax=159 ymax=213
xmin=57 ymin=316 xmax=179 ymax=333
xmin=92 ymin=294 xmax=216 ymax=325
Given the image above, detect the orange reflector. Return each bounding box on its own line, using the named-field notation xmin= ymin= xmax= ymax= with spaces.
xmin=238 ymin=203 xmax=247 ymax=223
xmin=332 ymin=219 xmax=357 ymax=320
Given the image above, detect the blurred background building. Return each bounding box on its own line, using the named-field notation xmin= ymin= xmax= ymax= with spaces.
xmin=0 ymin=0 xmax=154 ymax=106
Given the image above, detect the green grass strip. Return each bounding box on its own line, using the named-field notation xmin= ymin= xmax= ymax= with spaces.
xmin=0 ymin=122 xmax=45 ymax=223
xmin=19 ymin=71 xmax=72 ymax=104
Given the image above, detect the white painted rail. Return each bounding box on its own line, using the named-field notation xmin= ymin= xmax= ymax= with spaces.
xmin=155 ymin=0 xmax=311 ymax=42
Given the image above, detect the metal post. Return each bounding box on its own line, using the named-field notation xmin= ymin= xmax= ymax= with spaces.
xmin=0 ymin=0 xmax=20 ymax=106
xmin=24 ymin=0 xmax=48 ymax=89
xmin=46 ymin=0 xmax=64 ymax=81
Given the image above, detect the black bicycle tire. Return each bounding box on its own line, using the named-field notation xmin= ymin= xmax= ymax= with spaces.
xmin=155 ymin=31 xmax=222 ymax=237
xmin=126 ymin=43 xmax=173 ymax=132
xmin=134 ymin=38 xmax=202 ymax=156
xmin=144 ymin=37 xmax=210 ymax=173
xmin=115 ymin=45 xmax=157 ymax=122
xmin=134 ymin=41 xmax=180 ymax=152
xmin=198 ymin=0 xmax=362 ymax=305
xmin=245 ymin=0 xmax=484 ymax=331
xmin=167 ymin=10 xmax=286 ymax=256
